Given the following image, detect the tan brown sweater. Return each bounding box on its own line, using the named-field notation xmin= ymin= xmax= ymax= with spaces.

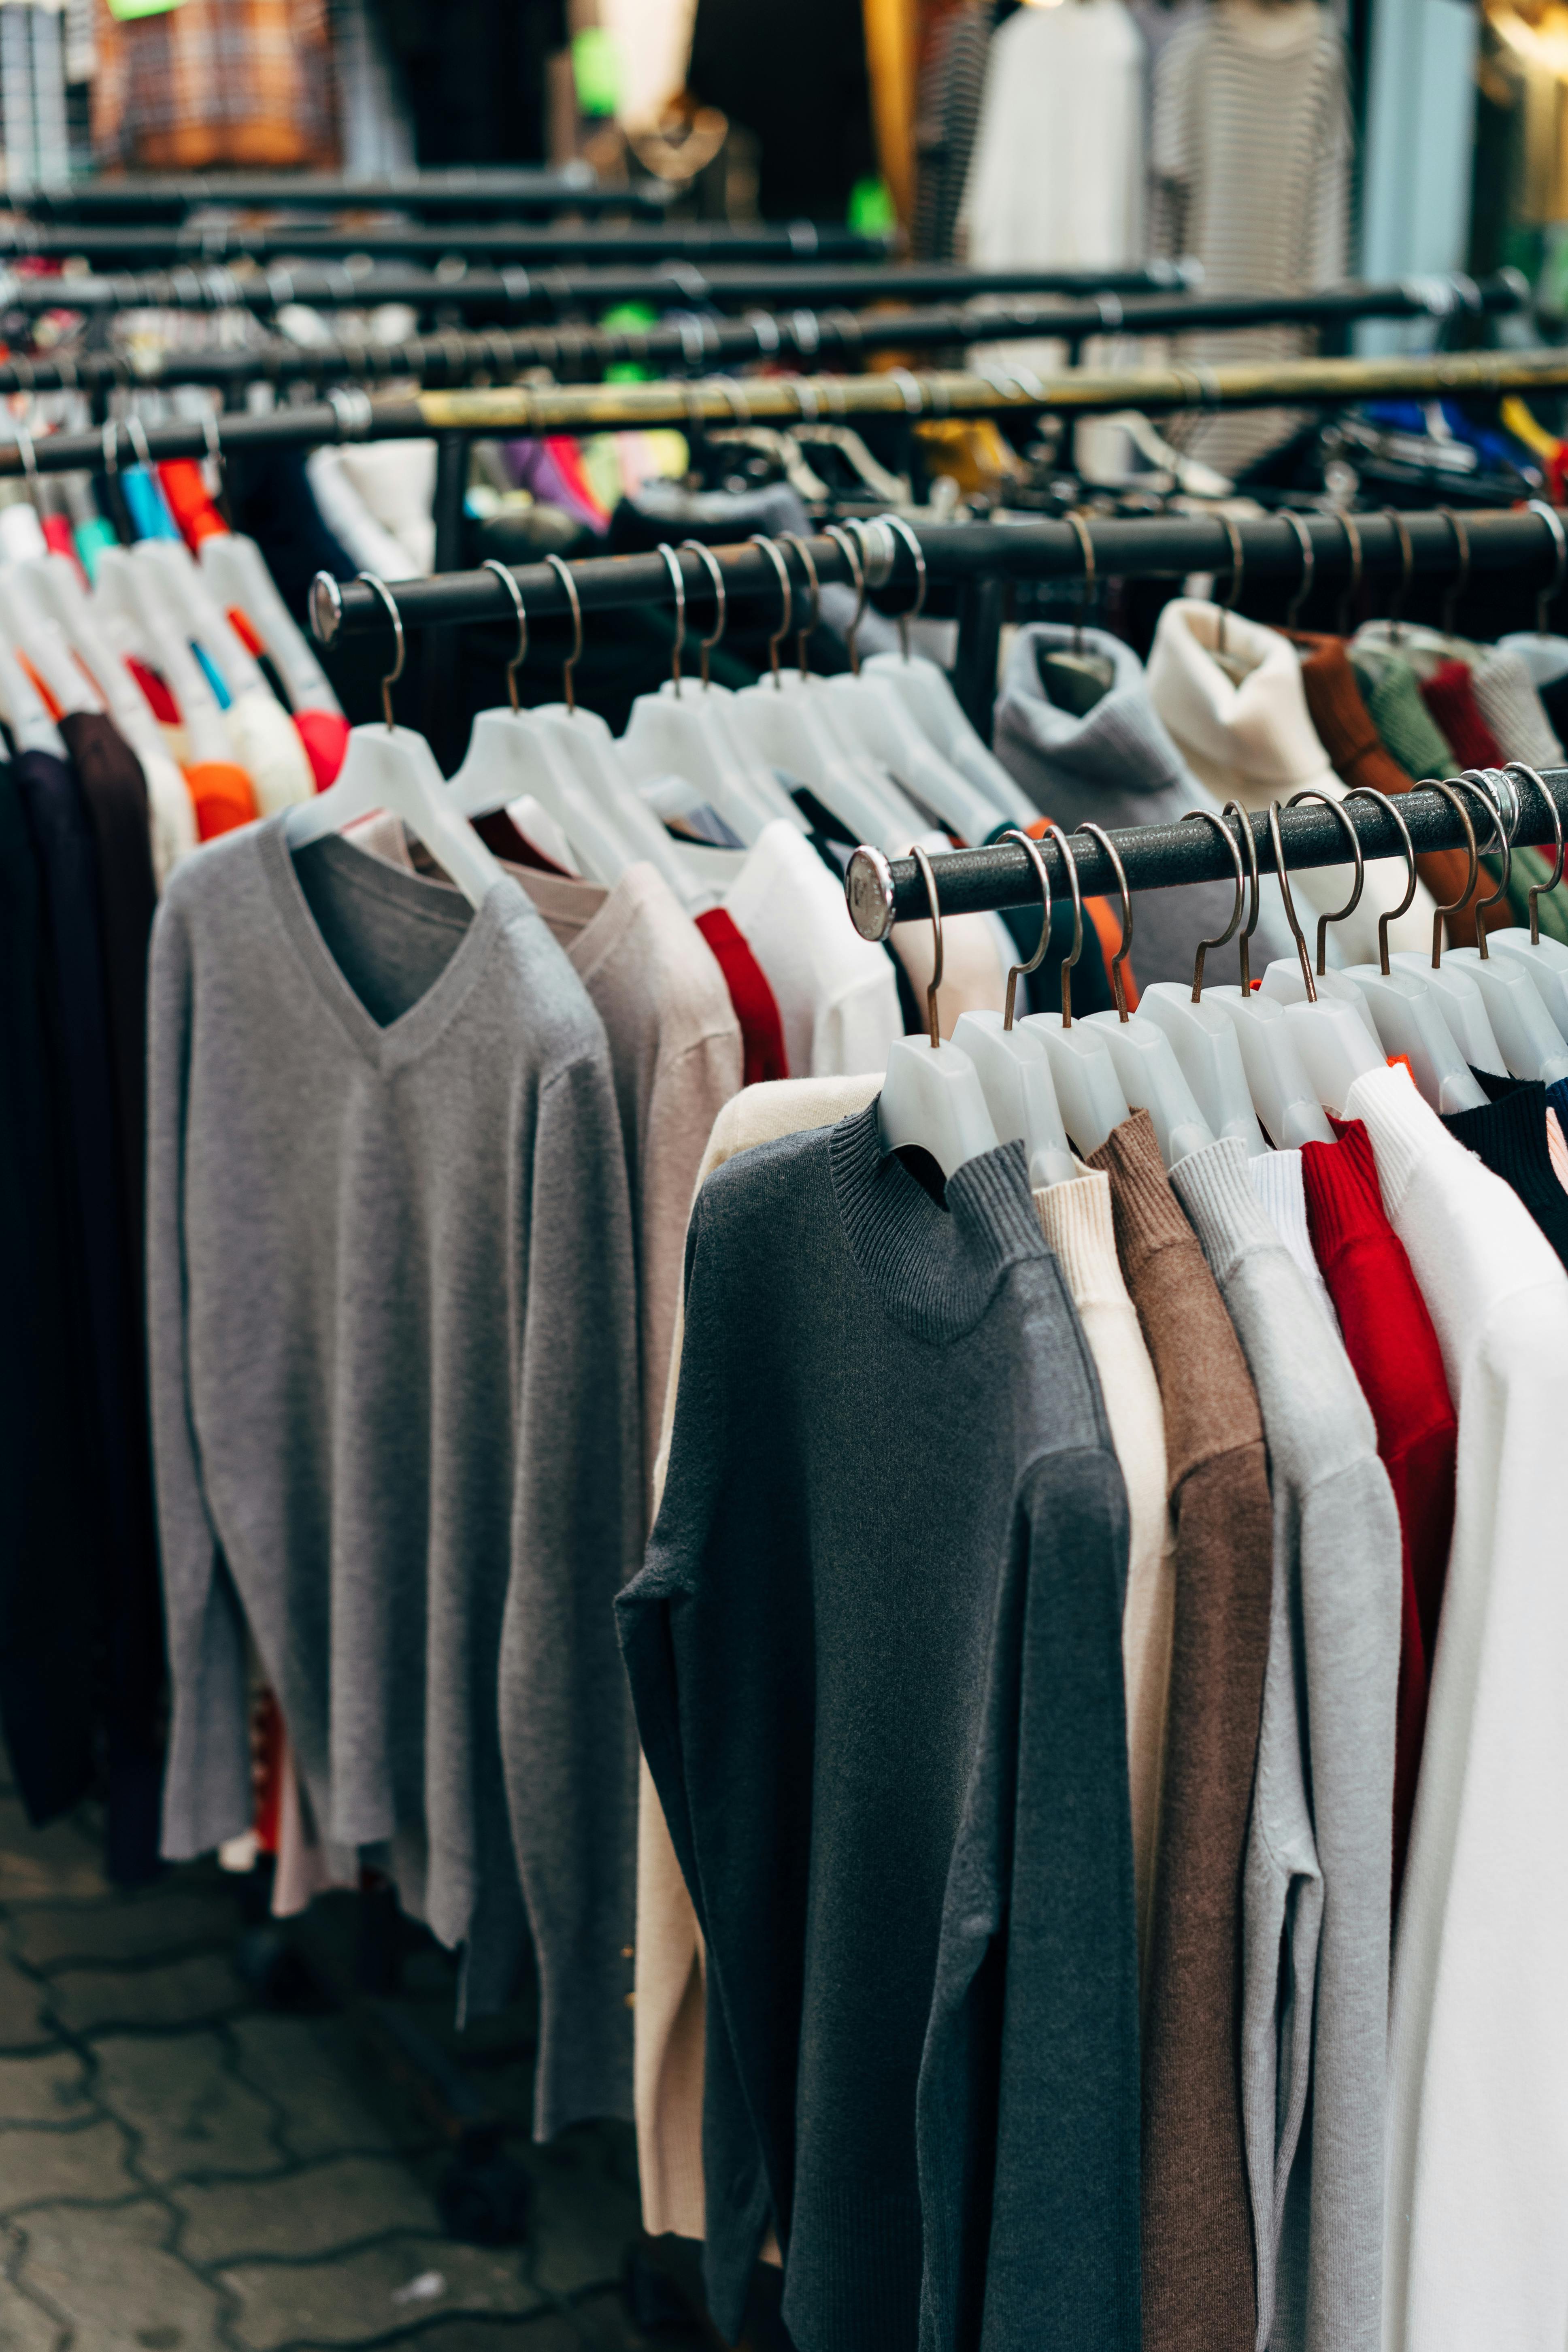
xmin=1090 ymin=1112 xmax=1274 ymax=2352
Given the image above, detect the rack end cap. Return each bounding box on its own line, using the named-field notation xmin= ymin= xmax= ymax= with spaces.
xmin=846 ymin=844 xmax=896 ymax=943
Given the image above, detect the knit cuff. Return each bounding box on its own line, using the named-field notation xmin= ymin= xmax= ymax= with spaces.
xmin=1033 ymin=1169 xmax=1129 ymax=1309
xmin=1168 ymin=1137 xmax=1280 ymax=1280
xmin=1343 ymin=1060 xmax=1441 ymax=1214
xmin=1088 ymin=1109 xmax=1193 ymax=1269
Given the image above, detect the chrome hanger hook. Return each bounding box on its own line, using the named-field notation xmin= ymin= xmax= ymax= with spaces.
xmin=1415 ymin=778 xmax=1478 ymax=966
xmin=1038 ymin=821 xmax=1083 ymax=1027
xmin=1286 ymin=787 xmax=1365 ymax=975
xmin=1504 ymin=761 xmax=1565 ymax=944
xmin=1266 ymin=799 xmax=1317 ymax=1003
xmin=656 ymin=542 xmax=687 ymax=696
xmin=1075 ymin=820 xmax=1134 ymax=1021
xmin=779 ymin=532 xmax=820 ymax=679
xmin=1228 ymin=798 xmax=1262 ymax=994
xmin=1336 ymin=509 xmax=1364 ymax=637
xmin=998 ymin=828 xmax=1053 ymax=1030
xmin=1283 ymin=512 xmax=1315 ymax=632
xmin=1449 ymin=769 xmax=1512 ymax=957
xmin=1341 ymin=785 xmax=1416 ymax=976
xmin=881 ymin=511 xmax=927 ymax=662
xmin=481 ymin=559 xmax=528 ymax=715
xmin=1180 ymin=808 xmax=1246 ymax=999
xmin=680 ymin=538 xmax=726 ymax=689
xmin=543 ymin=552 xmax=583 ymax=715
xmin=910 ymin=841 xmax=946 ymax=1051
xmin=357 ymin=572 xmax=405 ymax=733
xmin=823 ymin=523 xmax=867 ymax=675
xmin=748 ymin=534 xmax=793 ymax=689
xmin=1066 ymin=511 xmax=1096 ymax=658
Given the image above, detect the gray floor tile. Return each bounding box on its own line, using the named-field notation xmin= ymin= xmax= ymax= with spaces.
xmin=10 ymin=2199 xmax=228 ymax=2352
xmin=0 ymin=2268 xmax=66 ymax=2352
xmin=0 ymin=2055 xmax=90 ymax=2129
xmin=11 ymin=1894 xmax=241 ymax=1976
xmin=0 ymin=1809 xmax=109 ymax=1908
xmin=176 ymin=2153 xmax=440 ymax=2265
xmin=225 ymin=2017 xmax=435 ymax=2162
xmin=48 ymin=1953 xmax=249 ymax=2040
xmin=0 ymin=2116 xmax=137 ymax=2211
xmin=220 ymin=2235 xmax=543 ymax=2352
xmin=91 ymin=2033 xmax=283 ymax=2185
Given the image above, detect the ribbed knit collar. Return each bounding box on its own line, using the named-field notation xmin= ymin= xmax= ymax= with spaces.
xmin=1246 ymin=1148 xmax=1323 ymax=1287
xmin=1344 ymin=1061 xmax=1450 ymax=1214
xmin=994 ymin=622 xmax=1190 ymax=796
xmin=1032 ymin=1168 xmax=1128 ymax=1310
xmin=1300 ymin=1126 xmax=1388 ymax=1265
xmin=1442 ymin=1080 xmax=1559 ymax=1211
xmin=1147 ymin=598 xmax=1339 ymax=795
xmin=1167 ymin=1136 xmax=1283 ymax=1284
xmin=1087 ymin=1108 xmax=1194 ymax=1275
xmin=829 ymin=1100 xmax=1047 ymax=1343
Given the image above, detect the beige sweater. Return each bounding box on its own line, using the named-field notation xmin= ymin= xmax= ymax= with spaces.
xmin=636 ymin=1073 xmax=883 ymax=2243
xmin=348 ymin=813 xmax=743 ymax=1503
xmin=1035 ymin=1169 xmax=1174 ymax=1983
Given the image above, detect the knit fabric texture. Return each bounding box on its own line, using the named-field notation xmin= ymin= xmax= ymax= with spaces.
xmin=1441 ymin=1079 xmax=1568 ymax=1269
xmin=1169 ymin=1136 xmax=1400 ymax=2352
xmin=1089 ymin=1113 xmax=1271 ymax=2352
xmin=620 ymin=1105 xmax=1140 ymax=2352
xmin=1419 ymin=660 xmax=1503 ymax=772
xmin=1355 ymin=652 xmax=1454 ymax=783
xmin=1301 ymin=1123 xmax=1457 ymax=1895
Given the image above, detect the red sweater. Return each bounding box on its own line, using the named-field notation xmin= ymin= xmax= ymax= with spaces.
xmin=1300 ymin=1122 xmax=1457 ymax=1898
xmin=695 ymin=907 xmax=789 ymax=1086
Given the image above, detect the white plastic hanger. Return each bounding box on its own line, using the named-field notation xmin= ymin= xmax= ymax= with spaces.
xmin=1481 ymin=761 xmax=1568 ymax=1042
xmin=1073 ymin=821 xmax=1215 ymax=1168
xmin=445 ymin=560 xmax=633 ymax=888
xmin=1255 ymin=795 xmax=1384 ymax=1115
xmin=728 ymin=535 xmax=929 ymax=851
xmin=860 ymin=513 xmax=1039 ymax=824
xmin=1332 ymin=782 xmax=1488 ymax=1113
xmin=94 ymin=544 xmax=236 ymax=767
xmin=617 ymin=542 xmax=794 ymax=843
xmin=0 ymin=591 xmax=64 ymax=756
xmin=527 ymin=553 xmax=708 ymax=909
xmin=877 ymin=843 xmax=1001 ymax=1177
xmin=950 ymin=828 xmax=1077 ymax=1188
xmin=135 ymin=536 xmax=271 ymax=706
xmin=1136 ymin=805 xmax=1270 ymax=1155
xmin=1200 ymin=806 xmax=1335 ymax=1145
xmin=0 ymin=571 xmax=100 ymax=717
xmin=24 ymin=553 xmax=170 ymax=767
xmin=1439 ymin=771 xmax=1568 ymax=1083
xmin=1020 ymin=820 xmax=1133 ymax=1158
xmin=285 ymin=573 xmax=504 ymax=909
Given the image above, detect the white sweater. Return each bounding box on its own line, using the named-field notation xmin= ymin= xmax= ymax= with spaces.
xmin=1344 ymin=1062 xmax=1568 ymax=2352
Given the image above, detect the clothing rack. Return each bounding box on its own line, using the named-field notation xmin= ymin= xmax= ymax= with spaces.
xmin=0 ymin=273 xmax=1522 ymax=399
xmin=7 ymin=346 xmax=1567 ymax=484
xmin=0 ymin=257 xmax=1202 ymax=321
xmin=0 ymin=218 xmax=888 ymax=268
xmin=2 ymin=166 xmax=670 ymax=220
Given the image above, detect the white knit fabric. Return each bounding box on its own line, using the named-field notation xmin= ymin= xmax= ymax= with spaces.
xmin=722 ymin=820 xmax=904 ymax=1079
xmin=1147 ymin=600 xmax=1436 ymax=968
xmin=1246 ymin=1145 xmax=1340 ymax=1333
xmin=1345 ymin=1062 xmax=1568 ymax=2352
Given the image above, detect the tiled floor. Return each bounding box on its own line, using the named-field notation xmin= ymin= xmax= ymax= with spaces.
xmin=0 ymin=1781 xmax=715 ymax=2352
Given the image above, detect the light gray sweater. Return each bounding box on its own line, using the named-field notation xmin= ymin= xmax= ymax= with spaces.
xmin=147 ymin=819 xmax=643 ymax=2135
xmin=992 ymin=624 xmax=1299 ymax=990
xmin=1168 ymin=1140 xmax=1400 ymax=2352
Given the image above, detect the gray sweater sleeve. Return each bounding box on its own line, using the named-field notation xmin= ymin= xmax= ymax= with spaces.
xmin=145 ymin=888 xmax=252 ymax=1859
xmin=501 ymin=1049 xmax=644 ymax=2140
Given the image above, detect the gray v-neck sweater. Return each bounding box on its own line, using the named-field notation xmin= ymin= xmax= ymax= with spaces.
xmin=618 ymin=1105 xmax=1140 ymax=2352
xmin=147 ymin=819 xmax=643 ymax=2135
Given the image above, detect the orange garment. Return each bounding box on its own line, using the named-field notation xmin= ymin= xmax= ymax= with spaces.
xmin=157 ymin=460 xmax=228 ymax=551
xmin=186 ymin=759 xmax=257 ymax=841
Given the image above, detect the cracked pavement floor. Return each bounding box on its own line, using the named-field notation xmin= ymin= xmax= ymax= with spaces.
xmin=0 ymin=1769 xmax=715 ymax=2352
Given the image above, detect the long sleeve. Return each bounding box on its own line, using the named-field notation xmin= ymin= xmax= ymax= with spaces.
xmin=145 ymin=890 xmax=253 ymax=1860
xmin=638 ymin=1030 xmax=743 ymax=1503
xmin=918 ymin=1447 xmax=1139 ymax=2352
xmin=502 ymin=1049 xmax=643 ymax=2139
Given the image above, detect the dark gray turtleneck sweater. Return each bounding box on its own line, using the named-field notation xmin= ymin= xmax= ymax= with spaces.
xmin=993 ymin=623 xmax=1298 ymax=989
xmin=617 ymin=1103 xmax=1139 ymax=2352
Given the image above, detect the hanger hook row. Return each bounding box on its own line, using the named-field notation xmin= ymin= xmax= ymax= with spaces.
xmin=1341 ymin=785 xmax=1417 ymax=976
xmin=778 ymin=532 xmax=821 ymax=679
xmin=1413 ymin=777 xmax=1479 ymax=966
xmin=356 ymin=571 xmax=404 ymax=732
xmin=1266 ymin=799 xmax=1317 ymax=1003
xmin=1180 ymin=807 xmax=1246 ymax=999
xmin=1037 ymin=821 xmax=1083 ymax=1027
xmin=1074 ymin=820 xmax=1134 ymax=1022
xmin=1285 ymin=787 xmax=1365 ymax=976
xmin=679 ymin=537 xmax=726 ymax=688
xmin=481 ymin=559 xmax=528 ymax=715
xmin=748 ymin=534 xmax=793 ymax=688
xmin=823 ymin=522 xmax=868 ymax=675
xmin=1503 ymin=761 xmax=1566 ymax=943
xmin=998 ymin=828 xmax=1053 ymax=1030
xmin=1447 ymin=768 xmax=1512 ymax=957
xmin=543 ymin=552 xmax=583 ymax=715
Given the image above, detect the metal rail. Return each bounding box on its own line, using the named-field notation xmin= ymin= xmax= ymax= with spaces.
xmin=0 ymin=272 xmax=1521 ymax=397
xmin=2 ymin=166 xmax=668 ymax=219
xmin=0 ymin=219 xmax=886 ymax=266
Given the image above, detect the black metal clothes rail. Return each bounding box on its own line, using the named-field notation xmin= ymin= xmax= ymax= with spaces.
xmin=842 ymin=771 xmax=1568 ymax=937
xmin=0 ymin=258 xmax=1204 ymax=321
xmin=2 ymin=166 xmax=671 ymax=220
xmin=6 ymin=347 xmax=1568 ymax=483
xmin=0 ymin=219 xmax=888 ymax=268
xmin=0 ymin=272 xmax=1523 ymax=398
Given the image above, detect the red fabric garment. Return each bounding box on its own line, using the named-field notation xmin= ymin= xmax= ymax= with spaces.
xmin=1419 ymin=660 xmax=1502 ymax=771
xmin=695 ymin=906 xmax=789 ymax=1084
xmin=157 ymin=459 xmax=228 ymax=550
xmin=40 ymin=513 xmax=87 ymax=585
xmin=126 ymin=656 xmax=181 ymax=726
xmin=1301 ymin=1122 xmax=1457 ymax=1898
xmin=292 ymin=708 xmax=351 ymax=791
